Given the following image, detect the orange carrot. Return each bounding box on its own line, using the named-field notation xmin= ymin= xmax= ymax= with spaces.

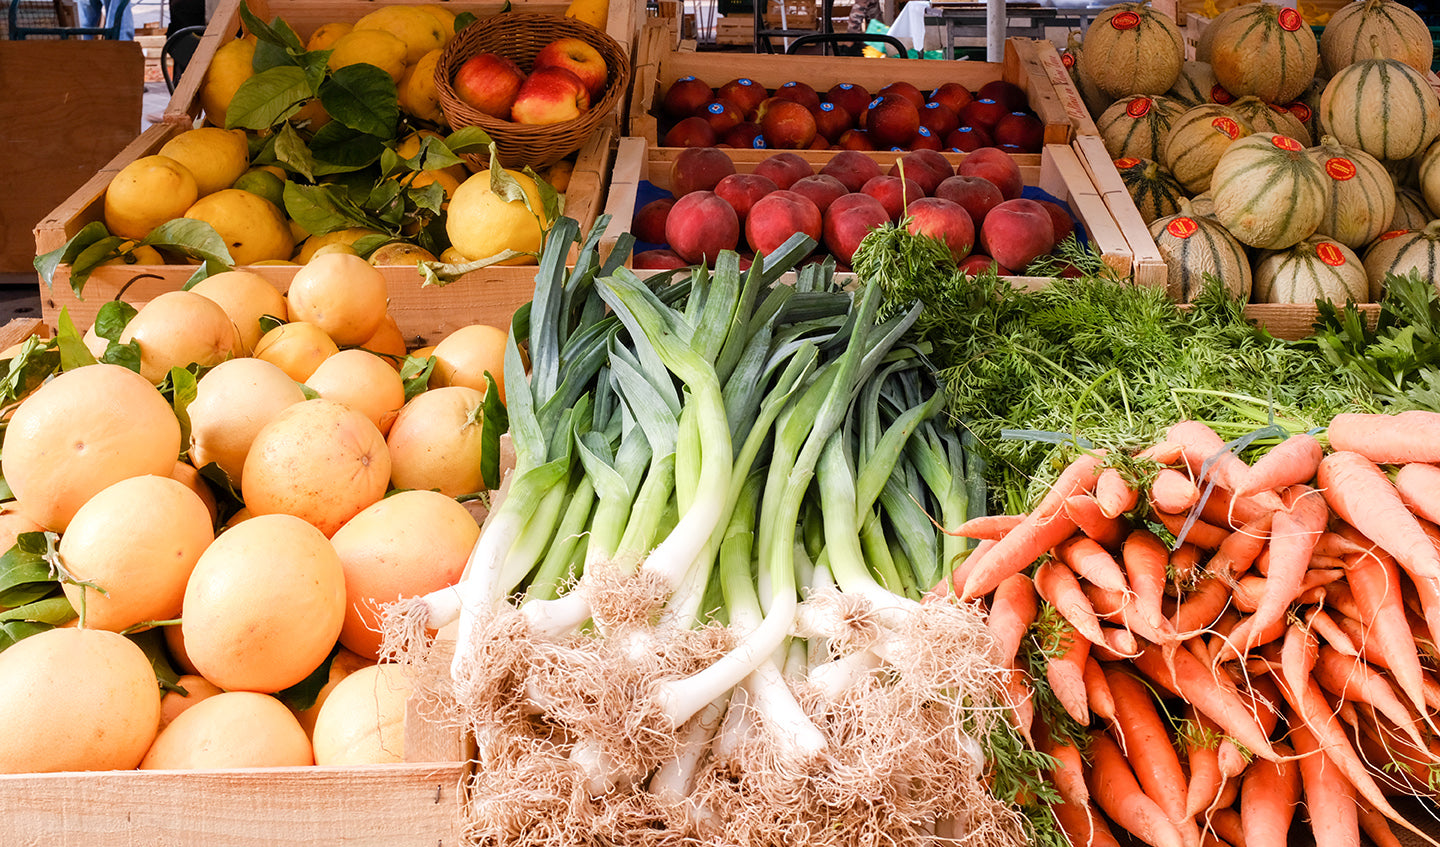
xmin=1087 ymin=732 xmax=1187 ymax=847
xmin=1239 ymin=746 xmax=1299 ymax=847
xmin=1208 ymin=807 xmax=1247 ymax=847
xmin=945 ymin=513 xmax=1024 ymax=540
xmin=960 ymin=511 xmax=1079 ymax=601
xmin=1199 ymin=485 xmax=1278 ymax=531
xmin=986 ymin=572 xmax=1038 ymax=669
xmin=1084 ymin=582 xmax=1171 ymax=646
xmin=1201 ymin=833 xmax=1235 ymax=847
xmin=1355 ymin=802 xmax=1405 ymax=847
xmin=1138 ymin=439 xmax=1185 ymax=465
xmin=1342 ymin=543 xmax=1428 ymax=717
xmin=1150 ymin=468 xmax=1201 ymax=514
xmin=1396 ymin=461 xmax=1440 ymax=526
xmin=1001 ymin=666 xmax=1034 ymax=745
xmin=1123 ymin=529 xmax=1172 ymax=636
xmin=1096 ymin=466 xmax=1140 ymax=520
xmin=1237 ymin=432 xmax=1323 ymax=497
xmin=1051 ymin=798 xmax=1123 ymax=847
xmin=1216 ymin=739 xmax=1249 ymax=780
xmin=1104 ymin=667 xmax=1188 ymax=827
xmin=1307 ymin=607 xmax=1360 ymax=657
xmin=1207 ymin=512 xmax=1274 ymax=577
xmin=1048 ymin=629 xmax=1092 ymax=725
xmin=1132 ymin=641 xmax=1277 ymax=762
xmin=1408 ymin=520 xmax=1440 ymax=651
xmin=1153 ymin=508 xmax=1230 ymax=551
xmin=1058 ymin=535 xmax=1129 ymax=594
xmin=1244 ymin=484 xmax=1327 ymax=653
xmin=1184 ymin=709 xmax=1224 ymax=817
xmin=1232 ymin=577 xmax=1267 ymax=614
xmin=933 ymin=538 xmax=998 ymax=598
xmin=1327 ymin=410 xmax=1440 ymax=464
xmin=1034 ymin=450 xmax=1108 ymax=516
xmin=1038 ymin=728 xmax=1090 ymax=808
xmin=1314 ymin=530 xmax=1369 ymax=558
xmin=1034 ymin=559 xmax=1110 ymax=647
xmin=1318 ymin=451 xmax=1440 ymax=581
xmin=1168 ymin=420 xmax=1268 ymax=505
xmin=1290 ymin=723 xmax=1360 ymax=847
xmin=1170 ymin=542 xmax=1202 ymax=585
xmin=1101 ymin=624 xmax=1139 ymax=658
xmin=1216 ymin=613 xmax=1287 ymax=663
xmin=1084 ymin=655 xmax=1117 ymax=724
xmin=1065 ymin=493 xmax=1128 ymax=549
xmin=1313 ymin=646 xmax=1426 ymax=750
xmin=1173 ymin=575 xmax=1231 ymax=637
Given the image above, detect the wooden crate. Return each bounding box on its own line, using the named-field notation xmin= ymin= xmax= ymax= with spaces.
xmin=162 ymin=0 xmax=646 ymax=127
xmin=599 ymin=135 xmax=1135 ymax=285
xmin=1010 ymin=35 xmax=1097 ymax=139
xmin=1070 ymin=134 xmax=1381 ymax=340
xmin=32 ymin=118 xmax=618 ymax=346
xmin=627 ymin=27 xmax=1080 ymax=150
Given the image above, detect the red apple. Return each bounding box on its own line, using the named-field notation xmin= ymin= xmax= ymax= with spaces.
xmin=905 ymin=197 xmax=974 ymax=263
xmin=716 ymin=77 xmax=768 ymax=119
xmin=511 ymin=67 xmax=590 ymax=125
xmin=663 ymin=75 xmax=714 ymax=118
xmin=531 ymin=36 xmax=608 ymax=101
xmin=452 ymin=52 xmax=525 ymax=120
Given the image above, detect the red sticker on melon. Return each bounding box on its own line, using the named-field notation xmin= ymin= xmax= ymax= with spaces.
xmin=1111 ymin=10 xmax=1141 ymax=28
xmin=1212 ymin=117 xmax=1242 ymax=138
xmin=1167 ymin=217 xmax=1200 ymax=239
xmin=1062 ymin=52 xmax=1075 ymax=68
xmin=1279 ymin=7 xmax=1303 ymax=30
xmin=1126 ymin=98 xmax=1153 ymax=118
xmin=1114 ymin=157 xmax=1142 ymax=168
xmin=1271 ymin=135 xmax=1303 ymax=151
xmin=1380 ymin=229 xmax=1410 ymax=240
xmin=1326 ymin=157 xmax=1356 ymax=180
xmin=1211 ymin=86 xmax=1234 ymax=104
xmin=1287 ymin=102 xmax=1312 ymax=122
xmin=1316 ymin=242 xmax=1346 ymax=266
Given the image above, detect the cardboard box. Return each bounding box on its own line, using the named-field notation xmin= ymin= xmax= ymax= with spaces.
xmin=599 ymin=135 xmax=1135 ymax=285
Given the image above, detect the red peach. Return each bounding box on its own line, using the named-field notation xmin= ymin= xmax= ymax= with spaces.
xmin=663 ymin=76 xmax=714 ymax=118
xmin=811 ymin=101 xmax=853 ymax=143
xmin=665 ymin=190 xmax=740 ymax=264
xmin=664 ymin=116 xmax=719 ymax=148
xmin=722 ymin=122 xmax=765 ymax=149
xmin=979 ymin=197 xmax=1055 ymax=272
xmin=977 ymin=79 xmax=1028 ymax=112
xmin=888 ymin=149 xmax=953 ymax=196
xmin=753 ymin=152 xmax=814 ymax=190
xmin=819 ymin=149 xmax=883 ymax=193
xmin=1034 ymin=199 xmax=1075 ymax=246
xmin=670 ymin=146 xmax=737 ymax=196
xmin=957 ymin=253 xmax=1013 ymax=277
xmin=823 ymin=192 xmax=890 ymax=265
xmin=837 ymin=129 xmax=876 ymax=151
xmin=878 ymin=81 xmax=926 ymax=111
xmin=699 ymin=99 xmax=744 ymax=137
xmin=826 ymin=82 xmax=872 ymax=122
xmin=633 ymin=248 xmax=691 ymax=269
xmin=911 ymin=126 xmax=943 ymax=151
xmin=960 ymin=98 xmax=1007 ymax=132
xmin=919 ymin=101 xmax=961 ymax=140
xmin=945 ymin=125 xmax=992 ymax=152
xmin=993 ymin=112 xmax=1044 ymax=153
xmin=929 ymin=82 xmax=973 ymax=114
xmin=714 ymin=172 xmax=779 ymax=227
xmin=746 ymin=189 xmax=822 ymax=259
xmin=862 ymin=95 xmax=920 ymax=149
xmin=956 ymin=146 xmax=1023 ymax=200
xmin=933 ymin=175 xmax=1003 ymax=228
xmin=808 ymin=136 xmax=832 ymax=150
xmin=716 ymin=77 xmax=768 ymax=119
xmin=632 ymin=197 xmax=675 ymax=244
xmin=905 ymin=197 xmax=975 ymax=263
xmin=861 ymin=174 xmax=924 ymax=222
xmin=789 ymin=174 xmax=848 ymax=214
xmin=774 ymin=80 xmax=821 ymax=112
xmin=758 ymin=98 xmax=818 ymax=149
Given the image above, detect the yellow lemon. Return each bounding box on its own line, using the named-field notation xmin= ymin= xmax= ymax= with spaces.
xmin=305 ymin=20 xmax=352 ymax=52
xmin=159 ymin=127 xmax=250 ymax=197
xmin=327 ymin=29 xmax=407 ymax=83
xmin=445 ymin=169 xmax=550 ymax=264
xmin=353 ymin=5 xmax=447 ymax=65
xmin=100 ymin=240 xmax=165 ymax=267
xmin=398 ymin=49 xmax=445 ymax=123
xmin=290 ymin=97 xmax=332 ymax=131
xmin=184 ymin=189 xmax=295 ymax=266
xmin=199 ymin=37 xmax=257 ymax=128
xmin=369 ymin=241 xmax=437 ymax=265
xmin=104 ymin=155 xmax=199 ymax=241
xmin=418 ymin=4 xmax=458 ymax=41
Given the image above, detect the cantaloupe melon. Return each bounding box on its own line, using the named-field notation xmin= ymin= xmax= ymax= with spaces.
xmin=1149 ymin=203 xmax=1254 ymax=303
xmin=1098 ymin=95 xmax=1187 ymax=161
xmin=1064 ymin=32 xmax=1116 ymax=118
xmin=1362 ymin=221 xmax=1440 ymax=301
xmin=1319 ymin=57 xmax=1440 ymax=161
xmin=1081 ymin=3 xmax=1185 ymax=99
xmin=1320 ymin=0 xmax=1434 ymax=77
xmin=1304 ymin=135 xmax=1397 ymax=250
xmin=1195 ymin=4 xmax=1252 ymax=65
xmin=1416 ymin=138 xmax=1440 ymax=221
xmin=1115 ymin=157 xmax=1187 ymax=224
xmin=1390 ymin=187 xmax=1433 ymax=231
xmin=1162 ymin=103 xmax=1253 ymax=194
xmin=1208 ymin=3 xmax=1319 ymax=105
xmin=1167 ymin=61 xmax=1231 ymax=108
xmin=1254 ymin=235 xmax=1369 ymax=303
xmin=1212 ymin=134 xmax=1329 ymax=249
xmin=1227 ymin=96 xmax=1313 ymax=147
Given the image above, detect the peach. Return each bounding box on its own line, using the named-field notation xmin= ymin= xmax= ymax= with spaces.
xmin=929 ymin=82 xmax=972 ymax=115
xmin=862 ymin=174 xmax=923 ymax=222
xmin=774 ymin=80 xmax=821 ymax=112
xmin=714 ymin=172 xmax=778 ymax=227
xmin=666 ymin=190 xmax=739 ymax=264
xmin=753 ymin=152 xmax=813 ymax=190
xmin=958 ymin=253 xmax=1013 ymax=277
xmin=808 ymin=136 xmax=832 ymax=151
xmin=789 ymin=174 xmax=848 ymax=214
xmin=978 ymin=79 xmax=1028 ymax=112
xmin=933 ymin=175 xmax=1003 ymax=228
xmin=670 ymin=146 xmax=737 ymax=196
xmin=700 ymin=99 xmax=744 ymax=137
xmin=812 ymin=102 xmax=853 ymax=144
xmin=979 ymin=197 xmax=1055 ymax=272
xmin=878 ymin=81 xmax=926 ymax=111
xmin=633 ymin=249 xmax=691 ymax=269
xmin=758 ymin=99 xmax=818 ymax=149
xmin=823 ymin=193 xmax=890 ymax=265
xmin=746 ymin=189 xmax=822 ymax=259
xmin=960 ymin=98 xmax=1007 ymax=132
xmin=722 ymin=122 xmax=765 ymax=149
xmin=826 ymin=83 xmax=872 ymax=123
xmin=632 ymin=197 xmax=675 ymax=244
xmin=663 ymin=75 xmax=714 ymax=117
xmin=957 ymin=147 xmax=1023 ymax=200
xmin=994 ymin=112 xmax=1044 ymax=153
xmin=716 ymin=77 xmax=768 ymax=119
xmin=905 ymin=197 xmax=974 ymax=263
xmin=664 ymin=116 xmax=719 ymax=148
xmin=888 ymin=150 xmax=952 ymax=196
xmin=919 ymin=102 xmax=960 ymax=141
xmin=819 ymin=149 xmax=882 ymax=192
xmin=1035 ymin=199 xmax=1075 ymax=246
xmin=863 ymin=95 xmax=920 ymax=149
xmin=837 ymin=129 xmax=876 ymax=151
xmin=911 ymin=126 xmax=943 ymax=151
xmin=945 ymin=125 xmax=992 ymax=152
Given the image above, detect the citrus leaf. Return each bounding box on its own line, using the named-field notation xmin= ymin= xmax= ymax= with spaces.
xmin=526 ymin=165 xmax=564 ymax=228
xmin=55 ymin=308 xmax=98 ymax=371
xmin=480 ymin=370 xmax=509 ymax=490
xmin=308 ymin=121 xmax=386 ymax=173
xmin=0 ymin=595 xmax=75 ymax=625
xmin=319 ymin=64 xmax=399 ymax=138
xmin=226 ymin=66 xmax=310 ymax=131
xmin=0 ymin=621 xmax=52 ymax=651
xmin=145 ymin=218 xmax=235 ymax=268
xmin=0 ymin=336 xmax=58 ymax=406
xmin=250 ymin=16 xmax=307 ymax=70
xmin=407 ymin=181 xmax=447 ymax=218
xmin=168 ymin=366 xmax=198 ymax=452
xmin=126 ymin=627 xmax=182 ymax=690
xmin=179 ymin=264 xmax=216 ymax=292
xmin=285 ymin=182 xmax=376 ymax=237
xmin=0 ymin=540 xmax=53 ymax=595
xmin=100 ymin=340 xmax=141 ymax=372
xmin=275 ymin=642 xmax=339 ymax=711
xmin=34 ymin=221 xmax=111 ymax=289
xmin=93 ymin=300 xmax=137 ymax=343
xmin=272 ymin=122 xmax=316 ymax=182
xmin=352 ymin=233 xmax=392 ymax=258
xmin=400 ymin=354 xmax=436 ymax=401
xmin=486 ymin=144 xmax=529 ymax=204
xmin=444 ymin=126 xmax=493 ymax=154
xmin=67 ymin=235 xmax=132 ymax=295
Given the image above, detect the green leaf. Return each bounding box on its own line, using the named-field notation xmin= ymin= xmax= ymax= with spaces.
xmin=259 ymin=313 xmax=285 ymax=335
xmin=0 ymin=336 xmax=59 ymax=406
xmin=352 ymin=233 xmax=392 ymax=258
xmin=444 ymin=126 xmax=493 ymax=155
xmin=180 ymin=264 xmax=216 ymax=292
xmin=486 ymin=144 xmax=530 ymax=204
xmin=145 ymin=218 xmax=235 ymax=268
xmin=226 ymin=66 xmax=311 ymax=130
xmin=100 ymin=340 xmax=142 ymax=371
xmin=363 ymin=178 xmax=407 ymax=227
xmin=453 ymin=11 xmax=478 ymax=30
xmin=480 ymin=371 xmax=509 ymax=490
xmin=0 ymin=620 xmax=53 ymax=651
xmin=34 ymin=221 xmax=111 ymax=289
xmin=400 ymin=354 xmax=436 ymax=401
xmin=169 ymin=366 xmax=198 ymax=454
xmin=319 ymin=64 xmax=400 ymax=139
xmin=308 ymin=121 xmax=386 ymax=173
xmin=55 ymin=309 xmax=98 ymax=371
xmin=68 ymin=235 xmax=132 ymax=295
xmin=0 ymin=581 xmax=55 ymax=609
xmin=0 ymin=595 xmax=75 ymax=625
xmin=94 ymin=300 xmax=137 ymax=342
xmin=407 ymin=181 xmax=447 ymax=218
xmin=527 ymin=165 xmax=564 ymax=228
xmin=284 ymin=182 xmax=372 ymax=236
xmin=273 ymin=122 xmax=317 ymax=182
xmin=275 ymin=642 xmax=339 ymax=711
xmin=126 ymin=626 xmax=182 ymax=690
xmin=0 ymin=540 xmax=54 ymax=596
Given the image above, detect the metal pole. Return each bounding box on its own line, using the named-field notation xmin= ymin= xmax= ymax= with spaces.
xmin=986 ymin=0 xmax=1004 ymax=61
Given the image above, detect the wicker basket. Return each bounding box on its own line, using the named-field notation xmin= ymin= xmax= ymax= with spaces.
xmin=434 ymin=12 xmax=631 ymax=170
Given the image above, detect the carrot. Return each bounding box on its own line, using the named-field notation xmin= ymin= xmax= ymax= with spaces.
xmin=1065 ymin=493 xmax=1128 ymax=549
xmin=945 ymin=513 xmax=1024 ymax=540
xmin=1138 ymin=439 xmax=1185 ymax=465
xmin=1408 ymin=521 xmax=1440 ymax=651
xmin=1034 ymin=450 xmax=1108 ymax=516
xmin=1104 ymin=667 xmax=1189 ymax=826
xmin=1051 ymin=797 xmax=1123 ymax=847
xmin=1201 ymin=833 xmax=1234 ymax=847
xmin=1150 ymin=468 xmax=1201 ymax=514
xmin=1236 ymin=432 xmax=1323 ymax=497
xmin=1216 ymin=613 xmax=1288 ymax=663
xmin=1096 ymin=466 xmax=1140 ymax=520
xmin=1396 ymin=461 xmax=1440 ymax=525
xmin=960 ymin=511 xmax=1079 ymax=601
xmin=1356 ymin=802 xmax=1405 ymax=847
xmin=1318 ymin=451 xmax=1440 ymax=581
xmin=1273 ymin=623 xmax=1430 ymax=843
xmin=1290 ymin=723 xmax=1360 ymax=847
xmin=1034 ymin=559 xmax=1110 ymax=647
xmin=1198 ymin=485 xmax=1277 ymax=531
xmin=1313 ymin=530 xmax=1369 ymax=558
xmin=986 ymin=572 xmax=1038 ymax=669
xmin=1308 ymin=553 xmax=1347 ymax=571
xmin=1124 ymin=529 xmax=1172 ymax=636
xmin=1239 ymin=745 xmax=1299 ymax=847
xmin=1171 ymin=542 xmax=1202 ymax=585
xmin=1173 ymin=575 xmax=1232 ymax=638
xmin=1084 ymin=655 xmax=1117 ymax=724
xmin=1047 ymin=629 xmax=1092 ymax=725
xmin=1153 ymin=508 xmax=1230 ymax=551
xmin=1327 ymin=410 xmax=1440 ymax=464
xmin=1216 ymin=738 xmax=1249 ymax=780
xmin=1312 ymin=645 xmax=1426 ymax=750
xmin=1101 ymin=624 xmax=1139 ymax=658
xmin=1168 ymin=420 xmax=1271 ymax=506
xmin=933 ymin=537 xmax=998 ymax=598
xmin=1183 ymin=709 xmax=1224 ymax=817
xmin=1057 ymin=535 xmax=1129 ymax=594
xmin=1207 ymin=512 xmax=1274 ymax=577
xmin=1087 ymin=732 xmax=1187 ymax=847
xmin=1306 ymin=607 xmax=1361 ymax=657
xmin=1208 ymin=807 xmax=1247 ymax=847
xmin=1084 ymin=582 xmax=1171 ymax=646
xmin=1342 ymin=543 xmax=1428 ymax=718
xmin=1243 ymin=484 xmax=1327 ymax=653
xmin=1001 ymin=667 xmax=1034 ymax=745
xmin=1132 ymin=641 xmax=1277 ymax=762
xmin=1038 ymin=728 xmax=1091 ymax=808
xmin=1232 ymin=577 xmax=1267 ymax=614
